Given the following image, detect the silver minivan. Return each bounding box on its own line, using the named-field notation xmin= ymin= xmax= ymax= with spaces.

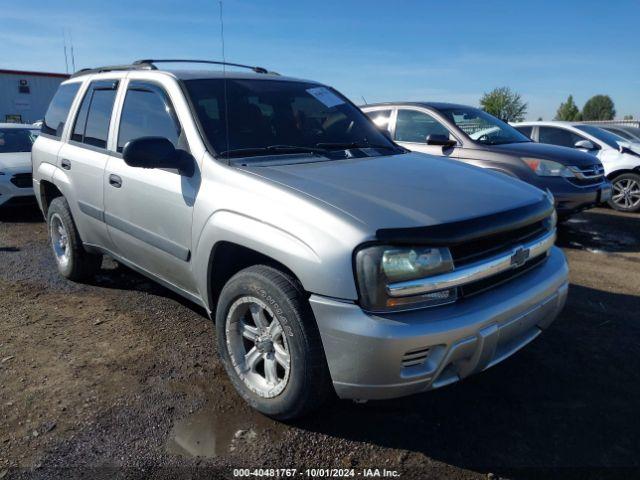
xmin=32 ymin=60 xmax=568 ymax=419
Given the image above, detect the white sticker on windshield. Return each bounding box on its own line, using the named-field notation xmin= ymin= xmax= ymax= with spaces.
xmin=306 ymin=87 xmax=345 ymax=108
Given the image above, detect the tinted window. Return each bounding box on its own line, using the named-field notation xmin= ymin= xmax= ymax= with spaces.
xmin=365 ymin=109 xmax=392 ymax=131
xmin=539 ymin=127 xmax=585 ymax=148
xmin=117 ymin=87 xmax=180 ymax=152
xmin=439 ymin=107 xmax=529 ymax=145
xmin=514 ymin=126 xmax=533 ymax=138
xmin=41 ymin=83 xmax=81 ymax=137
xmin=185 ymin=79 xmax=397 ymax=159
xmin=0 ymin=129 xmax=37 ymax=153
xmin=71 ymin=85 xmax=117 ymax=149
xmin=395 ymin=109 xmax=451 ymax=143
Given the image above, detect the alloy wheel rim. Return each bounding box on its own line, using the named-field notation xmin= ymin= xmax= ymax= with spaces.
xmin=225 ymin=296 xmax=291 ymax=398
xmin=612 ymin=178 xmax=640 ymax=209
xmin=50 ymin=214 xmax=71 ymax=269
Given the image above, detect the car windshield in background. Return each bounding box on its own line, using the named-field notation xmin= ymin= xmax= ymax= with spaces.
xmin=185 ymin=79 xmax=400 ymax=160
xmin=576 ymin=125 xmax=626 ymax=149
xmin=439 ymin=108 xmax=530 ymax=145
xmin=0 ymin=129 xmax=38 ymax=153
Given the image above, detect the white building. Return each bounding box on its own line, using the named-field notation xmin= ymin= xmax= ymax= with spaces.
xmin=0 ymin=69 xmax=69 ymax=124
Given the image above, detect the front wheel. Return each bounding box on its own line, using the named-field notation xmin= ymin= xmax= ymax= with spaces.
xmin=215 ymin=265 xmax=332 ymax=420
xmin=608 ymin=173 xmax=640 ymax=212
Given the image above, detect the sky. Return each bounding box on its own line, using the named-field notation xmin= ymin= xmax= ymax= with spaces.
xmin=1 ymin=0 xmax=638 ymax=120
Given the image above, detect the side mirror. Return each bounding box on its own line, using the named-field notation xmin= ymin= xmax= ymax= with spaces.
xmin=123 ymin=137 xmax=193 ymax=175
xmin=574 ymin=139 xmax=598 ymax=150
xmin=426 ymin=133 xmax=456 ymax=147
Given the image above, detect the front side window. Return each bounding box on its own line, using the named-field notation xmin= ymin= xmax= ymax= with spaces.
xmin=0 ymin=128 xmax=37 ymax=153
xmin=117 ymin=86 xmax=181 ymax=152
xmin=365 ymin=109 xmax=393 ymax=131
xmin=439 ymin=107 xmax=530 ymax=146
xmin=575 ymin=125 xmax=625 ymax=149
xmin=71 ymin=83 xmax=118 ymax=149
xmin=394 ymin=109 xmax=451 ymax=143
xmin=538 ymin=127 xmax=585 ymax=148
xmin=42 ymin=83 xmax=81 ymax=138
xmin=184 ymin=79 xmax=398 ymax=160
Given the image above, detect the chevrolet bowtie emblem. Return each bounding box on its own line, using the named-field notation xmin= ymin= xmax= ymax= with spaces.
xmin=511 ymin=247 xmax=530 ymax=268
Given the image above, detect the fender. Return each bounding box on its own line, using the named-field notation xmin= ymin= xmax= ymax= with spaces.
xmin=193 ymin=210 xmax=327 ymax=311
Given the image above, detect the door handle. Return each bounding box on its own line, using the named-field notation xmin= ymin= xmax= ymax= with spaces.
xmin=60 ymin=159 xmax=71 ymax=170
xmin=108 ymin=174 xmax=122 ymax=188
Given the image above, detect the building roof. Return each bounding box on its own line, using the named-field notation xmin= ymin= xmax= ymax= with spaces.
xmin=0 ymin=69 xmax=69 ymax=79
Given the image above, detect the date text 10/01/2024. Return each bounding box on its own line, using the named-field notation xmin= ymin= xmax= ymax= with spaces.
xmin=232 ymin=468 xmax=401 ymax=477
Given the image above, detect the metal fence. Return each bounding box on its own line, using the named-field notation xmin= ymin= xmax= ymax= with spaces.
xmin=578 ymin=119 xmax=640 ymax=128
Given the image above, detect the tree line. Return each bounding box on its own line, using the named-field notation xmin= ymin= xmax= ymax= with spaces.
xmin=478 ymin=87 xmax=625 ymax=123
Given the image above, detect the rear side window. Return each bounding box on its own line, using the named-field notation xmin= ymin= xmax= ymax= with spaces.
xmin=538 ymin=126 xmax=584 ymax=148
xmin=41 ymin=83 xmax=81 ymax=138
xmin=366 ymin=109 xmax=393 ymax=131
xmin=514 ymin=126 xmax=533 ymax=138
xmin=117 ymin=85 xmax=180 ymax=152
xmin=71 ymin=81 xmax=118 ymax=149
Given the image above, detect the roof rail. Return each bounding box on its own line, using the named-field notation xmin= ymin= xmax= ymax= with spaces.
xmin=70 ymin=59 xmax=276 ymax=79
xmin=133 ymin=59 xmax=274 ymax=74
xmin=69 ymin=63 xmax=155 ymax=78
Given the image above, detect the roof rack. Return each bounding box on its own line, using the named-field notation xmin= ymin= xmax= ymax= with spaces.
xmin=70 ymin=59 xmax=275 ymax=78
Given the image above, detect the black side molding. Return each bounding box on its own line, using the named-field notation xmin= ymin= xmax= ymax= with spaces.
xmin=376 ymin=196 xmax=554 ymax=246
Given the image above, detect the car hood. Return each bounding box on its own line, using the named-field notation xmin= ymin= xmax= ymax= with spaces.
xmin=489 ymin=142 xmax=597 ymax=167
xmin=240 ymin=152 xmax=546 ymax=230
xmin=0 ymin=152 xmax=31 ymax=171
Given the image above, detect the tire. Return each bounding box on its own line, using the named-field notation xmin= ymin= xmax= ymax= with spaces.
xmin=47 ymin=196 xmax=102 ymax=281
xmin=215 ymin=265 xmax=332 ymax=420
xmin=608 ymin=173 xmax=640 ymax=212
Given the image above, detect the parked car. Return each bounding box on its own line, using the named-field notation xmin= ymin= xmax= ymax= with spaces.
xmin=0 ymin=123 xmax=39 ymax=208
xmin=361 ymin=103 xmax=610 ymax=219
xmin=513 ymin=121 xmax=640 ymax=212
xmin=32 ymin=60 xmax=568 ymax=419
xmin=589 ymin=123 xmax=640 ymax=143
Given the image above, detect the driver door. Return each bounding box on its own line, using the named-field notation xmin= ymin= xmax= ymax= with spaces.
xmin=103 ymin=80 xmax=200 ymax=294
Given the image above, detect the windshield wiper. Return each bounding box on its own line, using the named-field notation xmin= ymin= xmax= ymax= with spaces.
xmin=218 ymin=145 xmax=328 ymax=158
xmin=316 ymin=141 xmax=397 ymax=151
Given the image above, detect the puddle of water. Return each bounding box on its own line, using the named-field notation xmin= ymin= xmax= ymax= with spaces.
xmin=166 ymin=406 xmax=283 ymax=458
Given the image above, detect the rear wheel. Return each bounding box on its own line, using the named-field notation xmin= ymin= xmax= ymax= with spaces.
xmin=608 ymin=173 xmax=640 ymax=212
xmin=215 ymin=265 xmax=332 ymax=419
xmin=47 ymin=197 xmax=102 ymax=281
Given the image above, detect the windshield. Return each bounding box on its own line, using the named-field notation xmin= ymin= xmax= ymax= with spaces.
xmin=439 ymin=107 xmax=530 ymax=145
xmin=0 ymin=128 xmax=38 ymax=153
xmin=185 ymin=79 xmax=399 ymax=160
xmin=576 ymin=125 xmax=627 ymax=148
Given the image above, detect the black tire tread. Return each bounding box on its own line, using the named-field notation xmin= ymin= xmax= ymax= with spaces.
xmin=216 ymin=265 xmax=333 ymax=420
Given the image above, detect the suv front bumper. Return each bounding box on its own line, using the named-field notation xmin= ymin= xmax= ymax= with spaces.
xmin=310 ymin=246 xmax=568 ymax=400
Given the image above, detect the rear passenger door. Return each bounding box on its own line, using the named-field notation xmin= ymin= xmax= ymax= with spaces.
xmin=56 ymin=79 xmax=119 ymax=250
xmin=103 ymin=80 xmax=198 ymax=293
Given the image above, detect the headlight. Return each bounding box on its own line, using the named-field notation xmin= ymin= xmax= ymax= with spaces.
xmin=355 ymin=245 xmax=456 ymax=312
xmin=522 ymin=158 xmax=575 ymax=177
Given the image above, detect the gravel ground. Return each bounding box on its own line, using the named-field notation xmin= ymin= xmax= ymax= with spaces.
xmin=0 ymin=205 xmax=639 ymax=479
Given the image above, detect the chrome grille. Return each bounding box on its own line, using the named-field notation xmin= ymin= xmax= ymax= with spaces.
xmin=567 ymin=164 xmax=605 ymax=187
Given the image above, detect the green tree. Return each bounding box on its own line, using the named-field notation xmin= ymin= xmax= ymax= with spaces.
xmin=479 ymin=87 xmax=528 ymax=122
xmin=555 ymin=95 xmax=581 ymax=121
xmin=582 ymin=95 xmax=616 ymax=121
xmin=624 ymin=114 xmax=634 ymax=120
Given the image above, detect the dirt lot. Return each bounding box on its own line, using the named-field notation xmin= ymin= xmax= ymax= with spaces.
xmin=1 ymin=205 xmax=639 ymax=479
